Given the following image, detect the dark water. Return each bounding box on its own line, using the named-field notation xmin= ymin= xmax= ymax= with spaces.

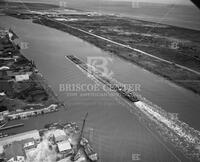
xmin=0 ymin=16 xmax=199 ymax=162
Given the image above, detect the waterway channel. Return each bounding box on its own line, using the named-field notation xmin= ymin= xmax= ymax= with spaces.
xmin=1 ymin=16 xmax=200 ymax=162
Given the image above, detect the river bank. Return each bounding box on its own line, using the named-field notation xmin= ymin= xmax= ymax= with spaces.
xmin=32 ymin=16 xmax=200 ymax=96
xmin=0 ymin=122 xmax=98 ymax=162
xmin=66 ymin=55 xmax=200 ymax=161
xmin=0 ymin=28 xmax=62 ymax=126
xmin=0 ymin=14 xmax=197 ymax=162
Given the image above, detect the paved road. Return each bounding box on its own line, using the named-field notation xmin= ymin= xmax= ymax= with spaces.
xmin=43 ymin=16 xmax=200 ymax=76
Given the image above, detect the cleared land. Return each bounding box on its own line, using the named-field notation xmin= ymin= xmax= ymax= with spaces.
xmin=32 ymin=15 xmax=200 ymax=95
xmin=2 ymin=2 xmax=200 ymax=95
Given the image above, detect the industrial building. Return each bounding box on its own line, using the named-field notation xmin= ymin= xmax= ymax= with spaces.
xmin=0 ymin=130 xmax=40 ymax=146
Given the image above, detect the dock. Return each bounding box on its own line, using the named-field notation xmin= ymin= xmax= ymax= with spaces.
xmin=0 ymin=123 xmax=24 ymax=131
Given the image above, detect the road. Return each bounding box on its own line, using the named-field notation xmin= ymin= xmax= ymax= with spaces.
xmin=1 ymin=15 xmax=196 ymax=162
xmin=43 ymin=16 xmax=200 ymax=76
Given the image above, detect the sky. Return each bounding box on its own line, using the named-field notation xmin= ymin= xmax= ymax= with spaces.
xmin=7 ymin=0 xmax=193 ymax=5
xmin=107 ymin=0 xmax=192 ymax=5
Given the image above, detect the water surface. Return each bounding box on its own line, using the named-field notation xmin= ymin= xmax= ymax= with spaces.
xmin=1 ymin=16 xmax=199 ymax=162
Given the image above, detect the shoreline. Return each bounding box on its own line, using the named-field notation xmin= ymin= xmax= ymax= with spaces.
xmin=0 ymin=122 xmax=98 ymax=162
xmin=32 ymin=16 xmax=200 ymax=96
xmin=66 ymin=55 xmax=200 ymax=161
xmin=1 ymin=2 xmax=200 ymax=96
xmin=0 ymin=28 xmax=63 ymax=126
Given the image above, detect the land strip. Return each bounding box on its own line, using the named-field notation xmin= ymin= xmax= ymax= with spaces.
xmin=2 ymin=2 xmax=200 ymax=95
xmin=33 ymin=16 xmax=200 ymax=95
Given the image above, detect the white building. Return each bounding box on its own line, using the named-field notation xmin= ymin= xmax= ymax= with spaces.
xmin=15 ymin=74 xmax=30 ymax=82
xmin=53 ymin=129 xmax=67 ymax=142
xmin=0 ymin=130 xmax=40 ymax=146
xmin=0 ymin=145 xmax=3 ymax=154
xmin=23 ymin=138 xmax=36 ymax=150
xmin=0 ymin=66 xmax=9 ymax=70
xmin=57 ymin=140 xmax=72 ymax=153
xmin=7 ymin=156 xmax=25 ymax=162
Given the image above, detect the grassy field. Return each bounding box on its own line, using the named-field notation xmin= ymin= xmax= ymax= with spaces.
xmin=0 ymin=13 xmax=196 ymax=162
xmin=0 ymin=26 xmax=60 ymax=113
xmin=2 ymin=2 xmax=200 ymax=94
xmin=33 ymin=16 xmax=200 ymax=95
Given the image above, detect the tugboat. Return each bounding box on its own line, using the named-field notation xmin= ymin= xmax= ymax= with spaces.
xmin=83 ymin=143 xmax=98 ymax=161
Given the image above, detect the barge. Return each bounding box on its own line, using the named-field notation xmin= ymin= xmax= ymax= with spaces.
xmin=66 ymin=55 xmax=200 ymax=161
xmin=66 ymin=55 xmax=139 ymax=103
xmin=0 ymin=123 xmax=24 ymax=131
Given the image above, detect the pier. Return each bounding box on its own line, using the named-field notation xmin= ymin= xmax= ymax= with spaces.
xmin=0 ymin=123 xmax=24 ymax=131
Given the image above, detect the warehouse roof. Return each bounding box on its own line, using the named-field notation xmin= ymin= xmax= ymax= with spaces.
xmin=57 ymin=140 xmax=72 ymax=152
xmin=0 ymin=130 xmax=40 ymax=146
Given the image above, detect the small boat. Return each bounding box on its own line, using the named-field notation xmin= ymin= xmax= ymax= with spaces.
xmin=84 ymin=144 xmax=98 ymax=161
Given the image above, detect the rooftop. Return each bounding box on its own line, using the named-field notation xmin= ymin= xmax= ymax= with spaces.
xmin=4 ymin=141 xmax=25 ymax=160
xmin=50 ymin=129 xmax=67 ymax=142
xmin=57 ymin=140 xmax=72 ymax=152
xmin=0 ymin=130 xmax=40 ymax=146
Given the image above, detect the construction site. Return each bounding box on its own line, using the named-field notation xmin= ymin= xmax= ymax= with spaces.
xmin=0 ymin=120 xmax=98 ymax=162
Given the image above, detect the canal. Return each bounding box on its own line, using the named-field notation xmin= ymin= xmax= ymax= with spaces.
xmin=1 ymin=16 xmax=199 ymax=162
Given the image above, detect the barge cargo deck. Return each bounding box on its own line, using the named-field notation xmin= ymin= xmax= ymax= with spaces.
xmin=66 ymin=55 xmax=200 ymax=161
